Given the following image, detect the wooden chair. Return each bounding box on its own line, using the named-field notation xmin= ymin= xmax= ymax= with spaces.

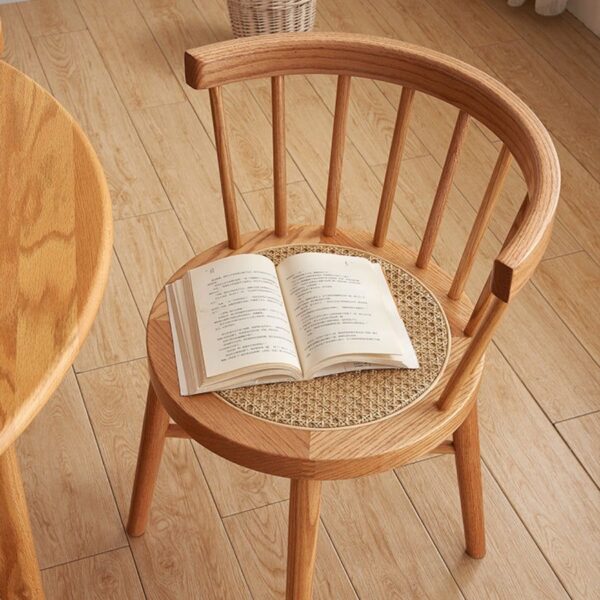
xmin=127 ymin=33 xmax=559 ymax=599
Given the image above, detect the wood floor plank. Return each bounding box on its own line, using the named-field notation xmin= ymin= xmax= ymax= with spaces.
xmin=398 ymin=455 xmax=569 ymax=600
xmin=0 ymin=4 xmax=49 ymax=88
xmin=483 ymin=0 xmax=600 ymax=109
xmin=78 ymin=359 xmax=251 ymax=599
xmin=75 ymin=0 xmax=185 ymax=110
xmin=426 ymin=0 xmax=520 ymax=48
xmin=113 ymin=210 xmax=194 ymax=320
xmin=332 ymin=0 xmax=491 ymax=71
xmin=476 ymin=39 xmax=600 ymax=177
xmin=19 ymin=0 xmax=85 ymax=38
xmin=34 ymin=31 xmax=171 ymax=219
xmin=193 ymin=444 xmax=289 ymax=517
xmin=548 ymin=138 xmax=600 ymax=263
xmin=130 ymin=101 xmax=256 ymax=253
xmin=321 ymin=472 xmax=464 ymax=598
xmin=224 ymin=500 xmax=357 ymax=599
xmin=247 ymin=75 xmax=421 ymax=247
xmin=74 ymin=251 xmax=147 ymax=373
xmin=136 ymin=0 xmax=303 ymax=193
xmin=557 ymin=412 xmax=600 ymax=488
xmin=41 ymin=547 xmax=144 ymax=600
xmin=244 ymin=181 xmax=324 ymax=229
xmin=494 ymin=281 xmax=600 ymax=422
xmin=478 ymin=346 xmax=600 ymax=599
xmin=534 ymin=252 xmax=600 ymax=364
xmin=16 ymin=369 xmax=126 ymax=569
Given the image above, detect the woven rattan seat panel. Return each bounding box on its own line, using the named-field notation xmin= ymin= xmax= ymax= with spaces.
xmin=216 ymin=244 xmax=451 ymax=429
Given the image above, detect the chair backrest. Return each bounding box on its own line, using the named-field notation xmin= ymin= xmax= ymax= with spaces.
xmin=184 ymin=33 xmax=560 ymax=410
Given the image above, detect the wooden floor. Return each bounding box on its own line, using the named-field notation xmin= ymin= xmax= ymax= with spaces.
xmin=2 ymin=0 xmax=599 ymax=597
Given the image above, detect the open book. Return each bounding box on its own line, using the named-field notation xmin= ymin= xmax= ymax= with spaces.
xmin=166 ymin=252 xmax=419 ymax=395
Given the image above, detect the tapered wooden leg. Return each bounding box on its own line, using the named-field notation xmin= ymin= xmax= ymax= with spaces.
xmin=453 ymin=404 xmax=486 ymax=558
xmin=0 ymin=445 xmax=45 ymax=599
xmin=127 ymin=383 xmax=169 ymax=537
xmin=286 ymin=479 xmax=322 ymax=600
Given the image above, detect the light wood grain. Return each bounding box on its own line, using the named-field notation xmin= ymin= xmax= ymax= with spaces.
xmin=192 ymin=443 xmax=289 ymax=517
xmin=398 ymin=455 xmax=569 ymax=600
xmin=0 ymin=4 xmax=49 ymax=88
xmin=476 ymin=39 xmax=600 ymax=178
xmin=494 ymin=280 xmax=600 ymax=422
xmin=136 ymin=0 xmax=302 ymax=193
xmin=479 ymin=346 xmax=600 ymax=599
xmin=78 ymin=359 xmax=251 ymax=599
xmin=224 ymin=499 xmax=357 ymax=599
xmin=113 ymin=211 xmax=194 ymax=320
xmin=244 ymin=181 xmax=324 ymax=229
xmin=321 ymin=472 xmax=463 ymax=598
xmin=543 ymin=138 xmax=600 ymax=262
xmin=34 ymin=31 xmax=170 ymax=219
xmin=16 ymin=369 xmax=125 ymax=569
xmin=557 ymin=412 xmax=600 ymax=488
xmin=74 ymin=251 xmax=146 ymax=373
xmin=75 ymin=0 xmax=185 ymax=110
xmin=427 ymin=0 xmax=520 ymax=48
xmin=130 ymin=101 xmax=257 ymax=253
xmin=19 ymin=0 xmax=85 ymax=37
xmin=41 ymin=547 xmax=144 ymax=600
xmin=534 ymin=252 xmax=600 ymax=364
xmin=483 ymin=0 xmax=600 ymax=109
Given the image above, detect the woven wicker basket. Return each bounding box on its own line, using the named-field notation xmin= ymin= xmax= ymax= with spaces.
xmin=227 ymin=0 xmax=317 ymax=37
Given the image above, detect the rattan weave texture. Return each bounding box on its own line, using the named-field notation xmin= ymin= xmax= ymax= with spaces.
xmin=217 ymin=244 xmax=450 ymax=429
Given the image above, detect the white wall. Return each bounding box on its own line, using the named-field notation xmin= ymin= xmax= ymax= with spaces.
xmin=569 ymin=0 xmax=600 ymax=36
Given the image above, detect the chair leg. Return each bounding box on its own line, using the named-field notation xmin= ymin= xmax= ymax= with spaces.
xmin=453 ymin=403 xmax=486 ymax=558
xmin=286 ymin=479 xmax=322 ymax=600
xmin=0 ymin=445 xmax=45 ymax=600
xmin=127 ymin=383 xmax=169 ymax=537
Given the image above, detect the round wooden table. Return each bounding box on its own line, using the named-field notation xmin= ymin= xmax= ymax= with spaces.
xmin=0 ymin=50 xmax=112 ymax=598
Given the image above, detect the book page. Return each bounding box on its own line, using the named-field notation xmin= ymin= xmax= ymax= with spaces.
xmin=277 ymin=253 xmax=418 ymax=374
xmin=187 ymin=254 xmax=301 ymax=377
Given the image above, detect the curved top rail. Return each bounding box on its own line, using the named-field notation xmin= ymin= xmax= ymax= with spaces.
xmin=0 ymin=60 xmax=112 ymax=454
xmin=185 ymin=32 xmax=560 ymax=301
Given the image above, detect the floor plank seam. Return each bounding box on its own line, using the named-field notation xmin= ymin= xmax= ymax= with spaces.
xmin=478 ymin=454 xmax=574 ymax=599
xmin=553 ymin=408 xmax=600 ymax=425
xmin=531 ymin=275 xmax=600 ymax=371
xmin=39 ymin=544 xmax=130 ymax=573
xmin=186 ymin=439 xmax=255 ymax=597
xmin=318 ymin=514 xmax=361 ymax=599
xmin=392 ymin=467 xmax=468 ymax=600
xmin=220 ymin=497 xmax=289 ymax=521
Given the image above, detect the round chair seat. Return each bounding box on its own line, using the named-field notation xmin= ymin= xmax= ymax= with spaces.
xmin=147 ymin=226 xmax=483 ymax=480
